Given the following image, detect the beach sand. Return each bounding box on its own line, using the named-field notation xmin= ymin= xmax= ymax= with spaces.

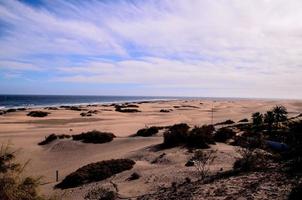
xmin=0 ymin=99 xmax=301 ymax=199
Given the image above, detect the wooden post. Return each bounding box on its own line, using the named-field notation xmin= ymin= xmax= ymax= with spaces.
xmin=56 ymin=170 xmax=59 ymax=182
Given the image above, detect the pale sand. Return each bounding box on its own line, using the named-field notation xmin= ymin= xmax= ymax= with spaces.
xmin=0 ymin=99 xmax=301 ymax=199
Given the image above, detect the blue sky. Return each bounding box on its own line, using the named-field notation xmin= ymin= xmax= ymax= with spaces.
xmin=0 ymin=0 xmax=302 ymax=99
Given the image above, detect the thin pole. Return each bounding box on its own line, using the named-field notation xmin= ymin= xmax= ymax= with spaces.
xmin=56 ymin=170 xmax=59 ymax=182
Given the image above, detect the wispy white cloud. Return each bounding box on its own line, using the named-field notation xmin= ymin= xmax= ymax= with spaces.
xmin=0 ymin=0 xmax=302 ymax=98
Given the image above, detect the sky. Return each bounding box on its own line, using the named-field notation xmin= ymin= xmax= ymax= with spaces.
xmin=0 ymin=0 xmax=302 ymax=99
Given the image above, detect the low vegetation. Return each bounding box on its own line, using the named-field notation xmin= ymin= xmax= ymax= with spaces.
xmin=127 ymin=172 xmax=141 ymax=181
xmin=27 ymin=111 xmax=49 ymax=117
xmin=38 ymin=134 xmax=58 ymax=145
xmin=238 ymin=118 xmax=248 ymax=123
xmin=60 ymin=106 xmax=84 ymax=111
xmin=214 ymin=127 xmax=236 ymax=143
xmin=160 ymin=109 xmax=172 ymax=113
xmin=0 ymin=110 xmax=6 ymax=115
xmin=38 ymin=134 xmax=71 ymax=145
xmin=136 ymin=126 xmax=159 ymax=137
xmin=214 ymin=119 xmax=235 ymax=126
xmin=192 ymin=150 xmax=217 ymax=179
xmin=6 ymin=109 xmax=17 ymax=113
xmin=163 ymin=123 xmax=215 ymax=149
xmin=72 ymin=130 xmax=116 ymax=144
xmin=114 ymin=104 xmax=141 ymax=113
xmin=163 ymin=123 xmax=190 ymax=147
xmin=0 ymin=143 xmax=56 ymax=200
xmin=56 ymin=159 xmax=135 ymax=189
xmin=186 ymin=125 xmax=215 ymax=148
xmin=85 ymin=187 xmax=117 ymax=200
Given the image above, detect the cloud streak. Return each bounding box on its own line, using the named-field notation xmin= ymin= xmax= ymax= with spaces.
xmin=0 ymin=0 xmax=302 ymax=98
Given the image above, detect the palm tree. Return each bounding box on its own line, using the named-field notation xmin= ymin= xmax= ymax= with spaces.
xmin=264 ymin=111 xmax=275 ymax=133
xmin=252 ymin=112 xmax=263 ymax=131
xmin=272 ymin=105 xmax=288 ymax=128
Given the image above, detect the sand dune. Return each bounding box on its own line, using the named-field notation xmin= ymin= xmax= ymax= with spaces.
xmin=0 ymin=99 xmax=301 ymax=199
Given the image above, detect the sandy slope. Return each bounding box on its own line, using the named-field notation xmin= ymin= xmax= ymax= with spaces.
xmin=0 ymin=99 xmax=301 ymax=199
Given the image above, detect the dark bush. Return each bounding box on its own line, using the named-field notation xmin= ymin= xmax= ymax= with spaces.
xmin=0 ymin=110 xmax=6 ymax=115
xmin=288 ymin=182 xmax=302 ymax=200
xmin=57 ymin=134 xmax=71 ymax=139
xmin=127 ymin=172 xmax=140 ymax=181
xmin=85 ymin=187 xmax=117 ymax=200
xmin=27 ymin=111 xmax=49 ymax=117
xmin=6 ymin=109 xmax=17 ymax=113
xmin=187 ymin=125 xmax=215 ymax=148
xmin=0 ymin=144 xmax=54 ymax=200
xmin=125 ymin=104 xmax=139 ymax=108
xmin=38 ymin=134 xmax=71 ymax=145
xmin=72 ymin=130 xmax=116 ymax=144
xmin=136 ymin=127 xmax=159 ymax=137
xmin=214 ymin=127 xmax=236 ymax=142
xmin=56 ymin=159 xmax=135 ymax=189
xmin=215 ymin=119 xmax=235 ymax=126
xmin=121 ymin=108 xmax=141 ymax=112
xmin=38 ymin=134 xmax=57 ymax=145
xmin=87 ymin=110 xmax=98 ymax=114
xmin=17 ymin=108 xmax=26 ymax=111
xmin=163 ymin=123 xmax=190 ymax=147
xmin=160 ymin=109 xmax=172 ymax=113
xmin=185 ymin=160 xmax=194 ymax=167
xmin=238 ymin=118 xmax=248 ymax=123
xmin=233 ymin=148 xmax=268 ymax=172
xmin=80 ymin=112 xmax=92 ymax=117
xmin=45 ymin=107 xmax=58 ymax=110
xmin=70 ymin=106 xmax=83 ymax=111
xmin=284 ymin=120 xmax=302 ymax=173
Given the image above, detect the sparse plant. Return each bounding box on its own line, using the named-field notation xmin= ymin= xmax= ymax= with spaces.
xmin=187 ymin=125 xmax=215 ymax=148
xmin=136 ymin=126 xmax=158 ymax=137
xmin=84 ymin=187 xmax=117 ymax=200
xmin=233 ymin=139 xmax=268 ymax=172
xmin=0 ymin=143 xmax=56 ymax=200
xmin=192 ymin=150 xmax=217 ymax=179
xmin=72 ymin=130 xmax=115 ymax=144
xmin=163 ymin=123 xmax=190 ymax=147
xmin=38 ymin=134 xmax=58 ymax=145
xmin=27 ymin=111 xmax=49 ymax=117
xmin=238 ymin=118 xmax=248 ymax=123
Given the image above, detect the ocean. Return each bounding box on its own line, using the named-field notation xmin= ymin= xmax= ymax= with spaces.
xmin=0 ymin=95 xmax=178 ymax=109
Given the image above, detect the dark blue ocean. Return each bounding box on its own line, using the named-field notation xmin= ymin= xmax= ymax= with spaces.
xmin=0 ymin=95 xmax=178 ymax=109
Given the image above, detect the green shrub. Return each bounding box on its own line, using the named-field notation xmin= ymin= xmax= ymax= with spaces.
xmin=0 ymin=143 xmax=54 ymax=200
xmin=238 ymin=118 xmax=248 ymax=123
xmin=6 ymin=109 xmax=17 ymax=113
xmin=187 ymin=125 xmax=215 ymax=148
xmin=163 ymin=123 xmax=190 ymax=147
xmin=214 ymin=127 xmax=236 ymax=142
xmin=27 ymin=111 xmax=49 ymax=117
xmin=160 ymin=109 xmax=172 ymax=113
xmin=215 ymin=119 xmax=235 ymax=126
xmin=72 ymin=130 xmax=115 ymax=144
xmin=127 ymin=172 xmax=140 ymax=181
xmin=38 ymin=134 xmax=58 ymax=145
xmin=289 ymin=182 xmax=302 ymax=200
xmin=56 ymin=159 xmax=135 ymax=189
xmin=85 ymin=187 xmax=117 ymax=200
xmin=136 ymin=127 xmax=159 ymax=137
